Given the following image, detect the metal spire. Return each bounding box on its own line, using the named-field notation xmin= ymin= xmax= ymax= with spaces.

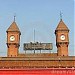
xmin=14 ymin=13 xmax=16 ymax=22
xmin=60 ymin=11 xmax=63 ymax=21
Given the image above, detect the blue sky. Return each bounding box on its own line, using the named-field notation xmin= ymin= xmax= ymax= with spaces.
xmin=0 ymin=0 xmax=74 ymax=56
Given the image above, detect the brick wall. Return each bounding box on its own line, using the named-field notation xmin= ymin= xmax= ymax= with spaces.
xmin=0 ymin=60 xmax=75 ymax=69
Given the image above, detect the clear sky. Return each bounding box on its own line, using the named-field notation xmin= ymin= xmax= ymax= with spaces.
xmin=0 ymin=0 xmax=74 ymax=56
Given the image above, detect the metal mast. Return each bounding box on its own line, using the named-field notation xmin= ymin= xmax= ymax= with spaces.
xmin=34 ymin=29 xmax=35 ymax=53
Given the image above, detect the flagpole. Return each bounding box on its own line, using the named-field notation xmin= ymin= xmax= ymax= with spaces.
xmin=34 ymin=29 xmax=35 ymax=53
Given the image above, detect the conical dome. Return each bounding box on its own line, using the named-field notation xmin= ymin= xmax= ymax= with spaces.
xmin=56 ymin=20 xmax=69 ymax=31
xmin=7 ymin=21 xmax=20 ymax=33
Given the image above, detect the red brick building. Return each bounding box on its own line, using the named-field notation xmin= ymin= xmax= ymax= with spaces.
xmin=0 ymin=17 xmax=75 ymax=74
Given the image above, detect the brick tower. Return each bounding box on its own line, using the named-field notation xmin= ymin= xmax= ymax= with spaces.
xmin=6 ymin=17 xmax=21 ymax=57
xmin=55 ymin=19 xmax=69 ymax=56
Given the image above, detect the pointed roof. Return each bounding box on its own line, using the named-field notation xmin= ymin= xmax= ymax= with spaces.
xmin=7 ymin=21 xmax=20 ymax=32
xmin=56 ymin=20 xmax=69 ymax=31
